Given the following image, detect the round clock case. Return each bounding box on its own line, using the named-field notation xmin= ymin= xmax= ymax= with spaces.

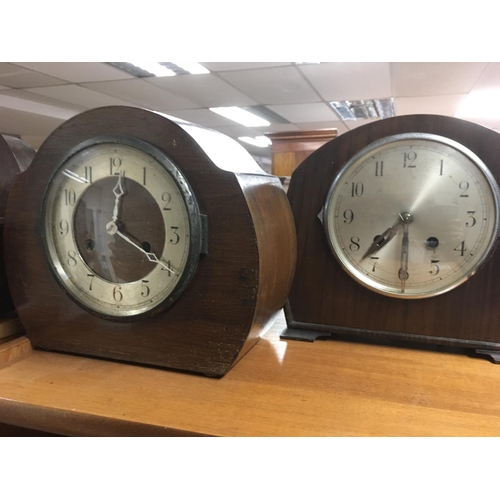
xmin=0 ymin=134 xmax=35 ymax=316
xmin=284 ymin=115 xmax=500 ymax=357
xmin=4 ymin=106 xmax=297 ymax=376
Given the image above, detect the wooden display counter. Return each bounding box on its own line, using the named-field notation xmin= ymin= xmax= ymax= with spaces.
xmin=1 ymin=313 xmax=500 ymax=436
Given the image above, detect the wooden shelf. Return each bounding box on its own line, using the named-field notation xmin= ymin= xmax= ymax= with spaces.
xmin=1 ymin=312 xmax=500 ymax=436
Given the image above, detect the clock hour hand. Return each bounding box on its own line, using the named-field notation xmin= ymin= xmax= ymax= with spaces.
xmin=105 ymin=221 xmax=177 ymax=274
xmin=361 ymin=223 xmax=400 ymax=260
xmin=112 ymin=171 xmax=125 ymax=222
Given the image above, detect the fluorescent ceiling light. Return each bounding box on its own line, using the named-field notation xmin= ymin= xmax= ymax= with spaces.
xmin=129 ymin=62 xmax=175 ymax=77
xmin=209 ymin=107 xmax=270 ymax=127
xmin=330 ymin=98 xmax=394 ymax=121
xmin=456 ymin=88 xmax=500 ymax=121
xmin=172 ymin=62 xmax=209 ymax=74
xmin=238 ymin=136 xmax=272 ymax=148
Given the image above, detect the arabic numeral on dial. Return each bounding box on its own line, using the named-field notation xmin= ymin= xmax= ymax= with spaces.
xmin=459 ymin=181 xmax=469 ymax=197
xmin=454 ymin=241 xmax=466 ymax=257
xmin=349 ymin=236 xmax=360 ymax=251
xmin=170 ymin=227 xmax=180 ymax=245
xmin=141 ymin=280 xmax=150 ymax=297
xmin=59 ymin=220 xmax=69 ymax=236
xmin=64 ymin=188 xmax=76 ymax=206
xmin=143 ymin=167 xmax=147 ymax=186
xmin=87 ymin=274 xmax=95 ymax=291
xmin=439 ymin=159 xmax=444 ymax=176
xmin=430 ymin=259 xmax=440 ymax=275
xmin=375 ymin=161 xmax=384 ymax=177
xmin=370 ymin=257 xmax=379 ymax=272
xmin=343 ymin=209 xmax=354 ymax=224
xmin=466 ymin=211 xmax=476 ymax=227
xmin=113 ymin=285 xmax=123 ymax=302
xmin=351 ymin=182 xmax=364 ymax=197
xmin=110 ymin=157 xmax=122 ymax=175
xmin=403 ymin=151 xmax=417 ymax=168
xmin=162 ymin=192 xmax=172 ymax=210
xmin=161 ymin=260 xmax=172 ymax=276
xmin=67 ymin=250 xmax=78 ymax=267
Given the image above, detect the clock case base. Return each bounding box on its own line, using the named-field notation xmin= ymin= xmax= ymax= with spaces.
xmin=285 ymin=115 xmax=500 ymax=358
xmin=5 ymin=107 xmax=297 ymax=377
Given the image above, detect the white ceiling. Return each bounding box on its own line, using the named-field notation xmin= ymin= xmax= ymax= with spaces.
xmin=0 ymin=62 xmax=498 ymax=169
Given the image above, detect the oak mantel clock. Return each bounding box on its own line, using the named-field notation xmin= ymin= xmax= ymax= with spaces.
xmin=4 ymin=106 xmax=296 ymax=376
xmin=283 ymin=114 xmax=500 ymax=362
xmin=0 ymin=134 xmax=35 ymax=317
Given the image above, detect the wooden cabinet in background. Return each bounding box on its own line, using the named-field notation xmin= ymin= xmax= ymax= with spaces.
xmin=266 ymin=130 xmax=338 ymax=177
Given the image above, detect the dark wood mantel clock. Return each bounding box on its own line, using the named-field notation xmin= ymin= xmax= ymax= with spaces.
xmin=4 ymin=106 xmax=296 ymax=376
xmin=282 ymin=114 xmax=500 ymax=362
xmin=0 ymin=134 xmax=35 ymax=318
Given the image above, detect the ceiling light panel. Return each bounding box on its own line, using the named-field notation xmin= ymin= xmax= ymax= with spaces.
xmin=330 ymin=98 xmax=394 ymax=121
xmin=108 ymin=62 xmax=209 ymax=77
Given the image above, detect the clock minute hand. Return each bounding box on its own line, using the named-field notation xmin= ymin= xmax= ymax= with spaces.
xmin=106 ymin=221 xmax=177 ymax=275
xmin=398 ymin=224 xmax=410 ymax=293
xmin=397 ymin=212 xmax=413 ymax=293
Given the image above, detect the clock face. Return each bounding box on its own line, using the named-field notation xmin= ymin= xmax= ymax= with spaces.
xmin=323 ymin=133 xmax=500 ymax=298
xmin=43 ymin=136 xmax=202 ymax=319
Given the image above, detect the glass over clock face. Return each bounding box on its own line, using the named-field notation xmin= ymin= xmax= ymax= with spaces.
xmin=323 ymin=133 xmax=500 ymax=298
xmin=43 ymin=136 xmax=202 ymax=319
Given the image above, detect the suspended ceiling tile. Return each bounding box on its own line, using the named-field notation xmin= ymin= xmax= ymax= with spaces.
xmin=201 ymin=62 xmax=292 ymax=72
xmin=0 ymin=93 xmax=78 ymax=120
xmin=267 ymin=102 xmax=337 ymax=122
xmin=219 ymin=66 xmax=319 ymax=105
xmin=11 ymin=62 xmax=134 ymax=83
xmin=82 ymin=79 xmax=200 ymax=110
xmin=0 ymin=88 xmax=87 ymax=112
xmin=145 ymin=74 xmax=257 ymax=107
xmin=29 ymin=84 xmax=134 ymax=109
xmin=0 ymin=63 xmax=68 ymax=88
xmin=299 ymin=62 xmax=392 ymax=101
xmin=164 ymin=108 xmax=240 ymax=128
xmin=391 ymin=62 xmax=488 ymax=97
xmin=469 ymin=62 xmax=500 ymax=90
xmin=394 ymin=94 xmax=468 ymax=117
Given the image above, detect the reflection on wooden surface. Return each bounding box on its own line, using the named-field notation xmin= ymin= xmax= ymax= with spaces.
xmin=0 ymin=312 xmax=500 ymax=436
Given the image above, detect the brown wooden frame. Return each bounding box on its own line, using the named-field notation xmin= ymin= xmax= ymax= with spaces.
xmin=285 ymin=115 xmax=500 ymax=357
xmin=5 ymin=107 xmax=296 ymax=376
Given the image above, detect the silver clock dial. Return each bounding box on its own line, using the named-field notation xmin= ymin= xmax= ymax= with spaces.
xmin=43 ymin=138 xmax=201 ymax=318
xmin=323 ymin=133 xmax=500 ymax=298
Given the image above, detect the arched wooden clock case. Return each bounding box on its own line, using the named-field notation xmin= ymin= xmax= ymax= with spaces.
xmin=4 ymin=106 xmax=296 ymax=376
xmin=283 ymin=115 xmax=500 ymax=362
xmin=0 ymin=135 xmax=35 ymax=316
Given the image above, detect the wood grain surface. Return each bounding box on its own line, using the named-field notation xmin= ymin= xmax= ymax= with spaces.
xmin=0 ymin=313 xmax=499 ymax=436
xmin=287 ymin=115 xmax=500 ymax=352
xmin=4 ymin=107 xmax=296 ymax=376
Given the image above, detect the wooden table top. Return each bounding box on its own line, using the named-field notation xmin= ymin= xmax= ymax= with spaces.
xmin=0 ymin=312 xmax=499 ymax=436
